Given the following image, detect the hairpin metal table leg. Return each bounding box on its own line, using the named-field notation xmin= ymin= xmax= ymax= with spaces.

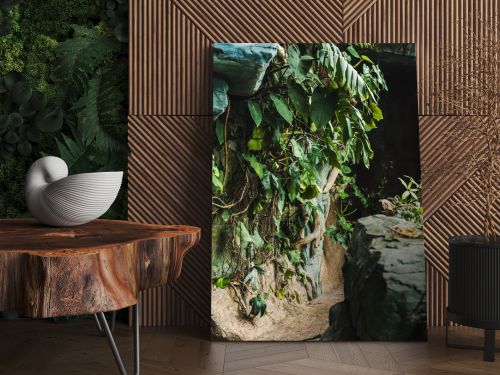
xmin=94 ymin=303 xmax=140 ymax=375
xmin=94 ymin=311 xmax=117 ymax=336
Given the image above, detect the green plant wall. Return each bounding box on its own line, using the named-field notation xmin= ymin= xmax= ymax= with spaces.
xmin=0 ymin=0 xmax=128 ymax=218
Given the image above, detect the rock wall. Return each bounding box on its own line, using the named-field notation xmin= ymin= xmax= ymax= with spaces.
xmin=323 ymin=214 xmax=426 ymax=341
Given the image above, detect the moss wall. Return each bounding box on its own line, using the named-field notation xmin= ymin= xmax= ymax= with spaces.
xmin=0 ymin=0 xmax=128 ymax=218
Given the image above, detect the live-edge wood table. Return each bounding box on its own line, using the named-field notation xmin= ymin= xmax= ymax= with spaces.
xmin=0 ymin=219 xmax=201 ymax=375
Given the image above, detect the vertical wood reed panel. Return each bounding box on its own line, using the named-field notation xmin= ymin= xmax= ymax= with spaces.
xmin=344 ymin=0 xmax=499 ymax=116
xmin=129 ymin=0 xmax=212 ymax=115
xmin=426 ymin=261 xmax=448 ymax=326
xmin=129 ymin=115 xmax=211 ymax=326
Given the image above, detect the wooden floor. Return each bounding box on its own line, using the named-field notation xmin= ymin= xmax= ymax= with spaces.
xmin=1 ymin=319 xmax=500 ymax=374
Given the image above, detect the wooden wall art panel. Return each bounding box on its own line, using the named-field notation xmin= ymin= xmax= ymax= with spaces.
xmin=129 ymin=0 xmax=498 ymax=326
xmin=128 ymin=115 xmax=211 ymax=326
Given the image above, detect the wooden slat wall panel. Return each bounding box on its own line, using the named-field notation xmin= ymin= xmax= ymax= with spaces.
xmin=129 ymin=0 xmax=496 ymax=327
xmin=129 ymin=0 xmax=212 ymax=115
xmin=128 ymin=115 xmax=211 ymax=326
xmin=344 ymin=0 xmax=500 ymax=116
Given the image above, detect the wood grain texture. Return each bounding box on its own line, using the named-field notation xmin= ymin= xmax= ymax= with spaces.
xmin=0 ymin=219 xmax=200 ymax=318
xmin=128 ymin=115 xmax=211 ymax=326
xmin=2 ymin=322 xmax=499 ymax=375
xmin=129 ymin=0 xmax=497 ymax=327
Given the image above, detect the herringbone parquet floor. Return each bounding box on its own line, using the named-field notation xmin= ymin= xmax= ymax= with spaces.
xmin=0 ymin=319 xmax=499 ymax=374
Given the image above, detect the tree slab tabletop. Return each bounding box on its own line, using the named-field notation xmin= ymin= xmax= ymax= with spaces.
xmin=0 ymin=219 xmax=200 ymax=318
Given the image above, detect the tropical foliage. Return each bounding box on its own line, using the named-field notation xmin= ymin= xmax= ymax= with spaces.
xmin=212 ymin=43 xmax=388 ymax=312
xmin=0 ymin=0 xmax=128 ymax=218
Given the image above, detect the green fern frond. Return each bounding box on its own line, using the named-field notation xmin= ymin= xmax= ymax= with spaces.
xmin=71 ymin=70 xmax=126 ymax=153
xmin=54 ymin=25 xmax=120 ymax=93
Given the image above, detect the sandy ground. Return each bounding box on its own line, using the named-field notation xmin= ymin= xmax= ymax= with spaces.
xmin=212 ymin=288 xmax=344 ymax=341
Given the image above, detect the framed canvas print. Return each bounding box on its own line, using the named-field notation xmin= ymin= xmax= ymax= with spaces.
xmin=211 ymin=43 xmax=425 ymax=341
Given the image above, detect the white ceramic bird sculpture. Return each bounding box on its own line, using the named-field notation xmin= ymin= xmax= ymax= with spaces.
xmin=25 ymin=156 xmax=123 ymax=227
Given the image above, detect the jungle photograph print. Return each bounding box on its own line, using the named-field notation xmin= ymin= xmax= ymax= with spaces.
xmin=212 ymin=43 xmax=426 ymax=341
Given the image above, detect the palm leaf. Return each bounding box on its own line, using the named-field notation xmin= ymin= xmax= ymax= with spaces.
xmin=320 ymin=43 xmax=374 ymax=101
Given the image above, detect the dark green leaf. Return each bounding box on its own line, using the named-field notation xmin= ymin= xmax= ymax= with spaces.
xmin=19 ymin=103 xmax=36 ymax=117
xmin=0 ymin=148 xmax=13 ymax=159
xmin=243 ymin=154 xmax=264 ymax=178
xmin=287 ymin=44 xmax=312 ymax=79
xmin=3 ymin=72 xmax=21 ymax=90
xmin=0 ymin=115 xmax=7 ymax=134
xmin=11 ymin=81 xmax=32 ymax=105
xmin=288 ymin=83 xmax=308 ymax=120
xmin=4 ymin=130 xmax=19 ymax=144
xmin=270 ymin=93 xmax=293 ymax=124
xmin=215 ymin=118 xmax=224 ymax=145
xmin=287 ymin=178 xmax=299 ymax=201
xmin=17 ymin=141 xmax=32 ymax=156
xmin=247 ymin=100 xmax=263 ymax=126
xmin=0 ymin=78 xmax=7 ymax=94
xmin=26 ymin=127 xmax=42 ymax=143
xmin=30 ymin=91 xmax=48 ymax=111
xmin=7 ymin=113 xmax=23 ymax=128
xmin=36 ymin=106 xmax=63 ymax=132
xmin=311 ymin=87 xmax=336 ymax=128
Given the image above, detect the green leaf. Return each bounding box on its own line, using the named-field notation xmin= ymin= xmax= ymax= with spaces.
xmin=54 ymin=26 xmax=120 ymax=92
xmin=251 ymin=231 xmax=264 ymax=249
xmin=7 ymin=112 xmax=23 ymax=128
xmin=287 ymin=178 xmax=299 ymax=201
xmin=311 ymin=87 xmax=336 ymax=128
xmin=247 ymin=139 xmax=263 ymax=151
xmin=369 ymin=101 xmax=383 ymax=120
xmin=347 ymin=45 xmax=360 ymax=58
xmin=11 ymin=81 xmax=32 ymax=105
xmin=288 ymin=83 xmax=308 ymax=121
xmin=300 ymin=184 xmax=320 ymax=200
xmin=290 ymin=139 xmax=304 ymax=159
xmin=0 ymin=115 xmax=8 ymax=134
xmin=270 ymin=93 xmax=293 ymax=124
xmin=243 ymin=154 xmax=264 ymax=178
xmin=19 ymin=103 xmax=36 ymax=117
xmin=35 ymin=106 xmax=63 ymax=132
xmin=55 ymin=128 xmax=95 ymax=173
xmin=3 ymin=72 xmax=21 ymax=90
xmin=26 ymin=127 xmax=42 ymax=143
xmin=17 ymin=141 xmax=32 ymax=156
xmin=247 ymin=100 xmax=263 ymax=126
xmin=214 ymin=277 xmax=230 ymax=289
xmin=238 ymin=222 xmax=254 ymax=243
xmin=215 ymin=118 xmax=224 ymax=145
xmin=287 ymin=250 xmax=301 ymax=265
xmin=72 ymin=71 xmax=126 ymax=152
xmin=212 ymin=173 xmax=224 ymax=192
xmin=361 ymin=55 xmax=374 ymax=64
xmin=30 ymin=91 xmax=48 ymax=111
xmin=4 ymin=130 xmax=19 ymax=144
xmin=287 ymin=44 xmax=312 ymax=79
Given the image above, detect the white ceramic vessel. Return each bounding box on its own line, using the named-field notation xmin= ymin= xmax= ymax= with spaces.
xmin=25 ymin=156 xmax=123 ymax=227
